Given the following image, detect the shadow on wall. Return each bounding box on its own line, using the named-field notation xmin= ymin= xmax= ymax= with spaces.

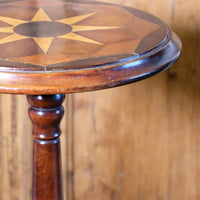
xmin=167 ymin=25 xmax=200 ymax=103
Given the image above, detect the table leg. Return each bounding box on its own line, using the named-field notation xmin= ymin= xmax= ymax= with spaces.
xmin=27 ymin=94 xmax=65 ymax=200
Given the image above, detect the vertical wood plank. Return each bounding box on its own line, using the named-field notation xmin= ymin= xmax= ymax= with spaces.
xmin=62 ymin=95 xmax=73 ymax=200
xmin=73 ymin=73 xmax=174 ymax=200
xmin=168 ymin=0 xmax=200 ymax=199
xmin=0 ymin=94 xmax=69 ymax=200
xmin=18 ymin=95 xmax=32 ymax=199
xmin=66 ymin=94 xmax=75 ymax=200
xmin=0 ymin=0 xmax=199 ymax=200
xmin=72 ymin=0 xmax=200 ymax=200
xmin=0 ymin=94 xmax=20 ymax=200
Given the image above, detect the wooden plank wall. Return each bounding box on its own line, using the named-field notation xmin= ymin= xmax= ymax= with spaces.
xmin=0 ymin=0 xmax=199 ymax=199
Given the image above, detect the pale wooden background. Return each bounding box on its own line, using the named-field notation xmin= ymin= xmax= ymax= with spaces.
xmin=0 ymin=0 xmax=199 ymax=199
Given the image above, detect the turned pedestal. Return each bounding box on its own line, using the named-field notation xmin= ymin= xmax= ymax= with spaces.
xmin=0 ymin=0 xmax=181 ymax=199
xmin=28 ymin=95 xmax=65 ymax=200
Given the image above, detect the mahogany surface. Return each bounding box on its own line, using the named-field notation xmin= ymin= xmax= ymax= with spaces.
xmin=0 ymin=0 xmax=181 ymax=94
xmin=0 ymin=1 xmax=181 ymax=200
xmin=28 ymin=94 xmax=65 ymax=200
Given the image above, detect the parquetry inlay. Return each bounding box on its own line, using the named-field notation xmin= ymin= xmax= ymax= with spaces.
xmin=0 ymin=8 xmax=120 ymax=53
xmin=0 ymin=0 xmax=165 ymax=66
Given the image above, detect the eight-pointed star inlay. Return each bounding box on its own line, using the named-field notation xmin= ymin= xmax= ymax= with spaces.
xmin=0 ymin=8 xmax=120 ymax=53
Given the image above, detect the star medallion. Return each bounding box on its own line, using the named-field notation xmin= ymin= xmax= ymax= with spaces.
xmin=0 ymin=8 xmax=119 ymax=53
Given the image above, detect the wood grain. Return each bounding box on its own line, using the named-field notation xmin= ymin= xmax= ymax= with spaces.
xmin=72 ymin=0 xmax=200 ymax=200
xmin=28 ymin=94 xmax=65 ymax=200
xmin=0 ymin=0 xmax=199 ymax=200
xmin=0 ymin=94 xmax=68 ymax=200
xmin=0 ymin=0 xmax=180 ymax=94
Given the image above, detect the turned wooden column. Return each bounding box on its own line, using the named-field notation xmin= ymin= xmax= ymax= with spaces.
xmin=27 ymin=94 xmax=65 ymax=200
xmin=0 ymin=0 xmax=181 ymax=199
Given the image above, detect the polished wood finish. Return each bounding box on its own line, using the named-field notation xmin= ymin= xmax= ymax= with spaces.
xmin=27 ymin=94 xmax=65 ymax=200
xmin=0 ymin=0 xmax=181 ymax=94
xmin=0 ymin=0 xmax=198 ymax=199
xmin=0 ymin=0 xmax=182 ymax=200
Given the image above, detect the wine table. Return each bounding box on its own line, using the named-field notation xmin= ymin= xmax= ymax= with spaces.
xmin=0 ymin=0 xmax=181 ymax=199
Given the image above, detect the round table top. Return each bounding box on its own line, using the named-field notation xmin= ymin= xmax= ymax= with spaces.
xmin=0 ymin=0 xmax=181 ymax=94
